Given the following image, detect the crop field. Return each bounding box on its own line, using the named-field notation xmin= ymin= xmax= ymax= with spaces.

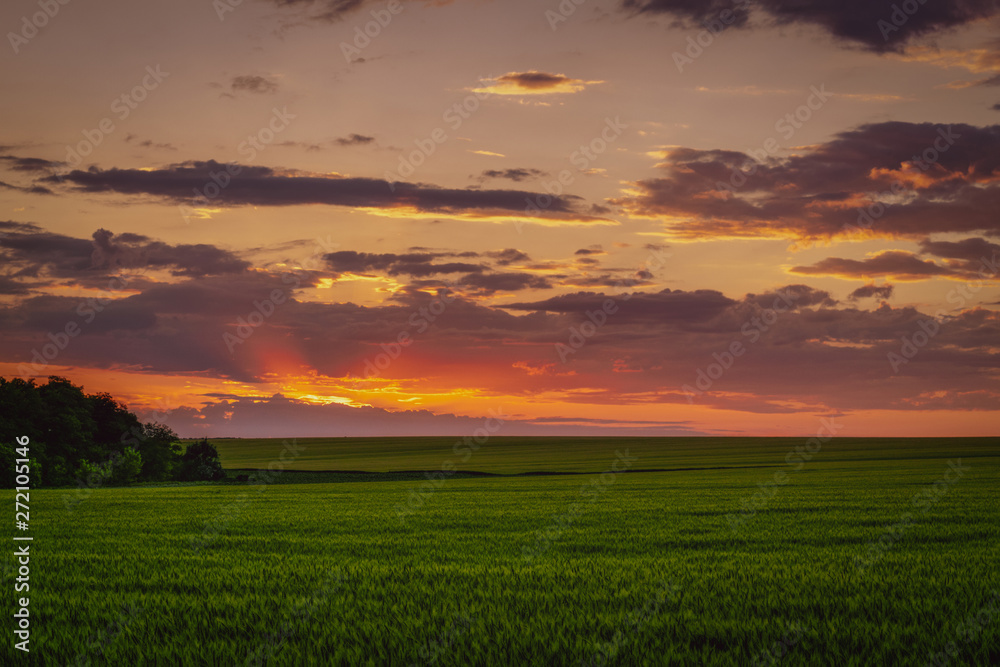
xmin=11 ymin=437 xmax=1000 ymax=665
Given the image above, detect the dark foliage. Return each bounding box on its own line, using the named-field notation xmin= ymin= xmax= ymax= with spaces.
xmin=0 ymin=376 xmax=195 ymax=487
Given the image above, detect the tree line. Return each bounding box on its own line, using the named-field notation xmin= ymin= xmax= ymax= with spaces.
xmin=1 ymin=376 xmax=224 ymax=488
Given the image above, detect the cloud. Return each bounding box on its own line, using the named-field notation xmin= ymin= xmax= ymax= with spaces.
xmin=612 ymin=122 xmax=1000 ymax=241
xmin=790 ymin=251 xmax=957 ymax=281
xmin=503 ymin=288 xmax=738 ymax=324
xmin=622 ymin=0 xmax=1000 ymax=53
xmin=334 ymin=133 xmax=375 ymax=146
xmin=229 ymin=75 xmax=279 ymax=95
xmin=474 ymin=71 xmax=601 ymax=96
xmin=484 ymin=248 xmax=530 ymax=265
xmin=791 ymin=238 xmax=1000 ymax=282
xmin=123 ymin=134 xmax=177 ymax=151
xmin=0 ymin=223 xmax=250 ymax=289
xmin=458 ymin=272 xmax=554 ymax=294
xmin=2 ymin=225 xmax=998 ymax=418
xmin=849 ymin=283 xmax=895 ymax=300
xmin=325 ymin=250 xmax=483 ymax=276
xmin=276 ymin=134 xmax=376 ymax=151
xmin=45 ymin=160 xmax=610 ymax=227
xmin=919 ymin=236 xmax=1000 ymax=263
xmin=0 ymin=155 xmax=61 ymax=172
xmin=478 ymin=168 xmax=546 ymax=183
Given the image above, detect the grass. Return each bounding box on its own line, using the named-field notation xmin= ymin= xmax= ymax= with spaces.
xmin=9 ymin=437 xmax=1000 ymax=665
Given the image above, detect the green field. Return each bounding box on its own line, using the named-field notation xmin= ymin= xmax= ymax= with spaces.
xmin=10 ymin=437 xmax=1000 ymax=665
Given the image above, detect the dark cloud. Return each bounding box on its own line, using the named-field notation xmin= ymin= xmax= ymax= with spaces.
xmin=230 ymin=75 xmax=279 ymax=95
xmin=622 ymin=0 xmax=1000 ymax=52
xmin=278 ymin=134 xmax=374 ymax=151
xmin=849 ymin=283 xmax=895 ymax=300
xmin=263 ymin=0 xmax=369 ymax=22
xmin=485 ymin=249 xmax=530 ymax=266
xmin=459 ymin=272 xmax=554 ymax=294
xmin=496 ymin=72 xmax=575 ymax=90
xmin=790 ymin=251 xmax=956 ymax=280
xmin=2 ymin=225 xmax=998 ymax=416
xmin=0 ymin=276 xmax=31 ymax=295
xmin=45 ymin=161 xmax=594 ymax=222
xmin=123 ymin=134 xmax=177 ymax=151
xmin=793 ymin=239 xmax=1000 ymax=282
xmin=479 ymin=168 xmax=546 ymax=183
xmin=504 ymin=288 xmax=738 ymax=324
xmin=334 ymin=133 xmax=375 ymax=146
xmin=325 ymin=250 xmax=483 ymax=276
xmin=0 ymin=180 xmax=53 ymax=195
xmin=919 ymin=236 xmax=1000 ymax=262
xmin=0 ymin=155 xmax=61 ymax=172
xmin=574 ymin=246 xmax=605 ymax=256
xmin=744 ymin=284 xmax=838 ymax=309
xmin=0 ymin=224 xmax=250 ymax=289
xmin=613 ymin=122 xmax=1000 ymax=241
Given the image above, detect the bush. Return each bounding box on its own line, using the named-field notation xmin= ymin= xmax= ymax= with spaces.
xmin=108 ymin=448 xmax=143 ymax=486
xmin=177 ymin=439 xmax=225 ymax=481
xmin=75 ymin=459 xmax=112 ymax=489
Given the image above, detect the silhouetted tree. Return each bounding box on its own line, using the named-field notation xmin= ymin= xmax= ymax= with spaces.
xmin=177 ymin=439 xmax=225 ymax=481
xmin=0 ymin=376 xmax=186 ymax=487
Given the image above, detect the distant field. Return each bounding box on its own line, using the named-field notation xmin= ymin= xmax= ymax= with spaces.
xmin=17 ymin=437 xmax=1000 ymax=665
xmin=208 ymin=435 xmax=1000 ymax=474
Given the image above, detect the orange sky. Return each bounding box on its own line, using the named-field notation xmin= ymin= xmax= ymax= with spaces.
xmin=1 ymin=0 xmax=998 ymax=436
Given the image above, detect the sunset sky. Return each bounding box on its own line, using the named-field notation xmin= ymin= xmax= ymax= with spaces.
xmin=1 ymin=0 xmax=999 ymax=437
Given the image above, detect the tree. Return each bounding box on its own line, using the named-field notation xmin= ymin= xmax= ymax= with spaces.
xmin=108 ymin=448 xmax=143 ymax=486
xmin=177 ymin=439 xmax=225 ymax=481
xmin=130 ymin=423 xmax=182 ymax=482
xmin=0 ymin=376 xmax=187 ymax=488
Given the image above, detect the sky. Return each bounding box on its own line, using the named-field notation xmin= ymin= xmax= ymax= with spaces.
xmin=1 ymin=0 xmax=999 ymax=437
